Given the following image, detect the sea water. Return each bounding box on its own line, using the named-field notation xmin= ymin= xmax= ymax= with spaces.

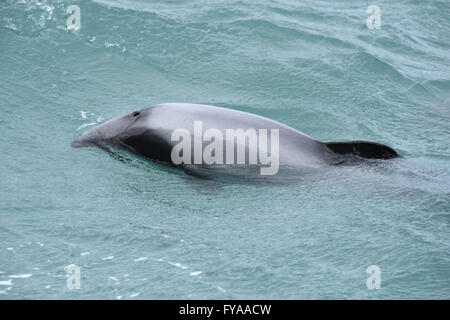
xmin=0 ymin=0 xmax=449 ymax=299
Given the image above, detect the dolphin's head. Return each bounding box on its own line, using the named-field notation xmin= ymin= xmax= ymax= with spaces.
xmin=71 ymin=108 xmax=149 ymax=148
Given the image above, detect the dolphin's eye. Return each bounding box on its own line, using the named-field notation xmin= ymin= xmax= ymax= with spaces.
xmin=132 ymin=111 xmax=140 ymax=117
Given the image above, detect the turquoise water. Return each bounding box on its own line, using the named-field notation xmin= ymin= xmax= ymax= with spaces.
xmin=1 ymin=0 xmax=449 ymax=299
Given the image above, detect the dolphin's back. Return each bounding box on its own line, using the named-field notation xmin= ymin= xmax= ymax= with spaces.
xmin=145 ymin=103 xmax=331 ymax=168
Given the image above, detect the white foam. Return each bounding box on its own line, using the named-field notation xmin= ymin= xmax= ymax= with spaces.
xmin=190 ymin=271 xmax=202 ymax=276
xmin=77 ymin=122 xmax=96 ymax=131
xmin=129 ymin=293 xmax=140 ymax=298
xmin=217 ymin=286 xmax=226 ymax=292
xmin=168 ymin=262 xmax=188 ymax=269
xmin=0 ymin=280 xmax=13 ymax=286
xmin=10 ymin=274 xmax=32 ymax=279
xmin=134 ymin=257 xmax=148 ymax=262
xmin=102 ymin=256 xmax=114 ymax=260
xmin=80 ymin=252 xmax=90 ymax=256
xmin=104 ymin=42 xmax=120 ymax=48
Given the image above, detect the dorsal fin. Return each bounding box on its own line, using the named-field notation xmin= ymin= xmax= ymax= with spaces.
xmin=323 ymin=141 xmax=399 ymax=159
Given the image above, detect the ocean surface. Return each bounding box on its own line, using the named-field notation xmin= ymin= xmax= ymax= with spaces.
xmin=1 ymin=0 xmax=449 ymax=299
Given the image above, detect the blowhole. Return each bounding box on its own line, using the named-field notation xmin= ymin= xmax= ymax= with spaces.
xmin=132 ymin=111 xmax=140 ymax=117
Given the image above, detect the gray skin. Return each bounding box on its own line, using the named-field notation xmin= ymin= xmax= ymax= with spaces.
xmin=72 ymin=103 xmax=398 ymax=178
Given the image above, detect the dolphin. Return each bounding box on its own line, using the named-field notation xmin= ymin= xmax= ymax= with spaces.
xmin=72 ymin=103 xmax=398 ymax=178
